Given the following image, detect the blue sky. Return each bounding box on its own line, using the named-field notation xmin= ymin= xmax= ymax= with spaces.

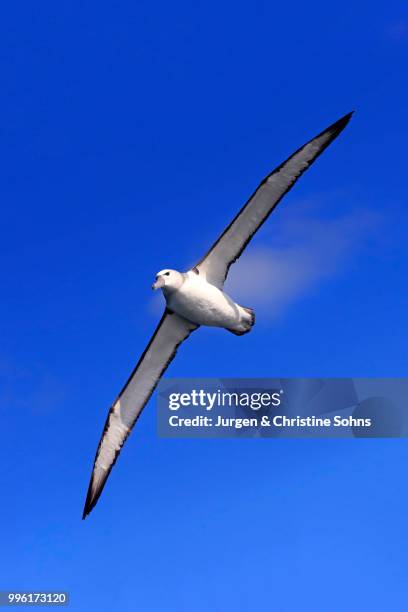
xmin=0 ymin=1 xmax=407 ymax=610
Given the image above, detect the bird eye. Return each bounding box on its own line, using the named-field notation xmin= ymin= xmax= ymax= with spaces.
xmin=165 ymin=272 xmax=170 ymax=276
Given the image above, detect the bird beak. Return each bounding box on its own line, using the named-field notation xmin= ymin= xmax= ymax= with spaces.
xmin=152 ymin=277 xmax=165 ymax=290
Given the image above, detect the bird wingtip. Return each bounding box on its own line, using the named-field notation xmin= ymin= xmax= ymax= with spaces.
xmin=82 ymin=478 xmax=99 ymax=520
xmin=330 ymin=110 xmax=355 ymax=132
xmin=82 ymin=498 xmax=92 ymax=520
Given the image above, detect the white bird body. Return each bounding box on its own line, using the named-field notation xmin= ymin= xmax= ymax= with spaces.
xmin=164 ymin=270 xmax=254 ymax=334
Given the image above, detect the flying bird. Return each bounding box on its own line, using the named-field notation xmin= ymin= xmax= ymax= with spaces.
xmin=83 ymin=112 xmax=353 ymax=518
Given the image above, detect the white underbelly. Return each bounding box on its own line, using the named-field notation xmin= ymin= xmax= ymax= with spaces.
xmin=167 ymin=281 xmax=239 ymax=327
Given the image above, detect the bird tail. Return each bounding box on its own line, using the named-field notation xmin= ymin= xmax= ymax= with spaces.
xmin=227 ymin=306 xmax=255 ymax=336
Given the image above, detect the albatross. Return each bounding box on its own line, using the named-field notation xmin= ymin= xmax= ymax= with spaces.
xmin=83 ymin=112 xmax=353 ymax=518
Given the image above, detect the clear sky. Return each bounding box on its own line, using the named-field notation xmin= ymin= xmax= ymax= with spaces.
xmin=1 ymin=1 xmax=407 ymax=610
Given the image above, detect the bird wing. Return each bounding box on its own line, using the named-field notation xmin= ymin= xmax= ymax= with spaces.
xmin=83 ymin=309 xmax=198 ymax=518
xmin=194 ymin=112 xmax=353 ymax=288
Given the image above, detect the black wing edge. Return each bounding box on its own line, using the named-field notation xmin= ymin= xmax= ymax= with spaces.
xmin=195 ymin=111 xmax=354 ymax=281
xmin=82 ymin=309 xmax=197 ymax=520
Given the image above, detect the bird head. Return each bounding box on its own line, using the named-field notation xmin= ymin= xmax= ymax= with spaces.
xmin=152 ymin=269 xmax=184 ymax=292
